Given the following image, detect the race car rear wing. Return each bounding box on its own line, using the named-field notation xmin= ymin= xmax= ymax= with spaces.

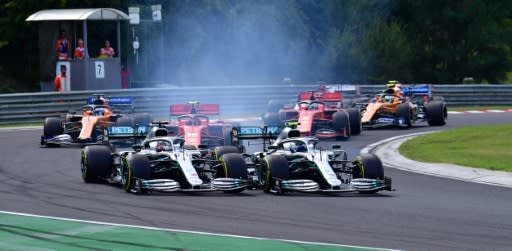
xmin=400 ymin=84 xmax=432 ymax=97
xmin=234 ymin=126 xmax=282 ymax=140
xmin=298 ymin=91 xmax=343 ymax=101
xmin=87 ymin=96 xmax=135 ymax=113
xmin=107 ymin=126 xmax=149 ymax=139
xmin=170 ymin=104 xmax=220 ymax=116
xmin=297 ymin=84 xmax=358 ymax=102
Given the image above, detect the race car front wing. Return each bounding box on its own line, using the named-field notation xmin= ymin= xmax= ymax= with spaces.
xmin=270 ymin=176 xmax=392 ymax=194
xmin=132 ymin=177 xmax=249 ymax=193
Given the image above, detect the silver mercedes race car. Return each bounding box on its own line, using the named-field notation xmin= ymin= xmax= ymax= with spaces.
xmin=236 ymin=124 xmax=392 ymax=194
xmin=80 ymin=126 xmax=250 ymax=194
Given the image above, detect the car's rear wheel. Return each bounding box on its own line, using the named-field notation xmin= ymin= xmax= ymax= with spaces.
xmin=267 ymin=100 xmax=284 ymax=113
xmin=260 ymin=155 xmax=289 ymax=193
xmin=396 ymin=103 xmax=412 ymax=128
xmin=122 ymin=154 xmax=151 ymax=193
xmin=346 ymin=108 xmax=362 ymax=135
xmin=425 ymin=101 xmax=447 ymax=126
xmin=222 ymin=126 xmax=235 ymax=146
xmin=213 ymin=146 xmax=241 ymax=160
xmin=183 ymin=145 xmax=197 ymax=150
xmin=133 ymin=112 xmax=152 ymax=127
xmin=332 ymin=111 xmax=350 ymax=140
xmin=262 ymin=112 xmax=282 ymax=127
xmin=114 ymin=116 xmax=134 ymax=127
xmin=81 ymin=145 xmax=112 ymax=183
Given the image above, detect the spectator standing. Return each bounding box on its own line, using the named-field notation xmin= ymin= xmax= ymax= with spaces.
xmin=55 ymin=30 xmax=70 ymax=60
xmin=54 ymin=65 xmax=69 ymax=92
xmin=98 ymin=40 xmax=115 ymax=58
xmin=74 ymin=38 xmax=86 ymax=60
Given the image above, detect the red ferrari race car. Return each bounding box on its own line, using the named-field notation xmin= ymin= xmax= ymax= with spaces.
xmin=262 ymin=85 xmax=362 ymax=140
xmin=162 ymin=101 xmax=239 ymax=149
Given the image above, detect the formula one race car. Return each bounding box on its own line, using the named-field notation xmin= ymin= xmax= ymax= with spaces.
xmin=162 ymin=101 xmax=239 ymax=149
xmin=353 ymin=82 xmax=447 ymax=128
xmin=41 ymin=94 xmax=152 ymax=147
xmin=233 ymin=124 xmax=392 ymax=194
xmin=262 ymin=86 xmax=361 ymax=140
xmin=80 ymin=125 xmax=250 ymax=194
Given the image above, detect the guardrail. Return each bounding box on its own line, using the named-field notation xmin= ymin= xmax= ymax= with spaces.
xmin=1 ymin=84 xmax=511 ymax=125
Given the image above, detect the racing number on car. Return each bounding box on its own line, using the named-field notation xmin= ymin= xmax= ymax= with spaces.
xmin=95 ymin=61 xmax=105 ymax=79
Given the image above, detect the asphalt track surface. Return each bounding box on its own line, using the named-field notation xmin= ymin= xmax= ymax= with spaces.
xmin=0 ymin=113 xmax=511 ymax=251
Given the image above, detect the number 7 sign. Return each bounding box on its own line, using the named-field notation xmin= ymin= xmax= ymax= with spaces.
xmin=95 ymin=61 xmax=105 ymax=78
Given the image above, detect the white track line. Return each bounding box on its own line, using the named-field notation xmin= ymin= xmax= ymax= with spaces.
xmin=0 ymin=210 xmax=401 ymax=251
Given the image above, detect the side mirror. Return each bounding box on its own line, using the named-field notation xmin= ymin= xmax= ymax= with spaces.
xmin=132 ymin=144 xmax=143 ymax=152
xmin=331 ymin=144 xmax=341 ymax=150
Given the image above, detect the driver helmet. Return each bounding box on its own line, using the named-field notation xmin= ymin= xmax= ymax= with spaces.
xmin=149 ymin=141 xmax=171 ymax=152
xmin=295 ymin=143 xmax=307 ymax=152
xmin=384 ymin=95 xmax=394 ymax=103
xmin=93 ymin=107 xmax=106 ymax=116
xmin=157 ymin=141 xmax=171 ymax=151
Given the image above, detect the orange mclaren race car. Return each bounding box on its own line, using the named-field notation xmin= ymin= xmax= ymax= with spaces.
xmin=354 ymin=82 xmax=447 ymax=128
xmin=262 ymin=85 xmax=361 ymax=140
xmin=160 ymin=101 xmax=239 ymax=149
xmin=40 ymin=95 xmax=151 ymax=146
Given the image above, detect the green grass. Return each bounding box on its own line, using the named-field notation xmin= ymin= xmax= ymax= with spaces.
xmin=399 ymin=124 xmax=512 ymax=171
xmin=448 ymin=105 xmax=512 ymax=111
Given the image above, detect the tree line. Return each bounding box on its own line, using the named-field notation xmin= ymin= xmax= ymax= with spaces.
xmin=0 ymin=0 xmax=511 ymax=92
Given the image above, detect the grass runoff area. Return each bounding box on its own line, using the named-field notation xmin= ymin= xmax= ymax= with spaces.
xmin=0 ymin=212 xmax=388 ymax=251
xmin=400 ymin=124 xmax=512 ymax=171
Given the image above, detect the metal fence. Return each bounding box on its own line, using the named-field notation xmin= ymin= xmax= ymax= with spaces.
xmin=1 ymin=84 xmax=511 ymax=125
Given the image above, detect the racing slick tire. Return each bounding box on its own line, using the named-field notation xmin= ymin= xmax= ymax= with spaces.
xmin=262 ymin=112 xmax=282 ymax=127
xmin=425 ymin=101 xmax=447 ymax=126
xmin=222 ymin=126 xmax=235 ymax=146
xmin=346 ymin=108 xmax=362 ymax=135
xmin=219 ymin=153 xmax=248 ymax=193
xmin=260 ymin=155 xmax=289 ymax=193
xmin=267 ymin=100 xmax=284 ymax=113
xmin=213 ymin=146 xmax=241 ymax=160
xmin=357 ymin=153 xmax=384 ymax=179
xmin=353 ymin=153 xmax=384 ymax=194
xmin=65 ymin=114 xmax=82 ymax=123
xmin=122 ymin=154 xmax=151 ymax=193
xmin=133 ymin=112 xmax=152 ymax=127
xmin=332 ymin=111 xmax=350 ymax=140
xmin=279 ymin=110 xmax=298 ymax=121
xmin=81 ymin=145 xmax=112 ymax=183
xmin=183 ymin=145 xmax=197 ymax=150
xmin=396 ymin=103 xmax=413 ymax=128
xmin=228 ymin=122 xmax=241 ymax=128
xmin=43 ymin=117 xmax=64 ymax=146
xmin=114 ymin=116 xmax=134 ymax=127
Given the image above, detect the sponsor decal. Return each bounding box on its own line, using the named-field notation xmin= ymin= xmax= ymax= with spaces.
xmin=186 ymin=132 xmax=199 ymax=138
xmin=108 ymin=126 xmax=147 ymax=135
xmin=376 ymin=118 xmax=394 ymax=123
